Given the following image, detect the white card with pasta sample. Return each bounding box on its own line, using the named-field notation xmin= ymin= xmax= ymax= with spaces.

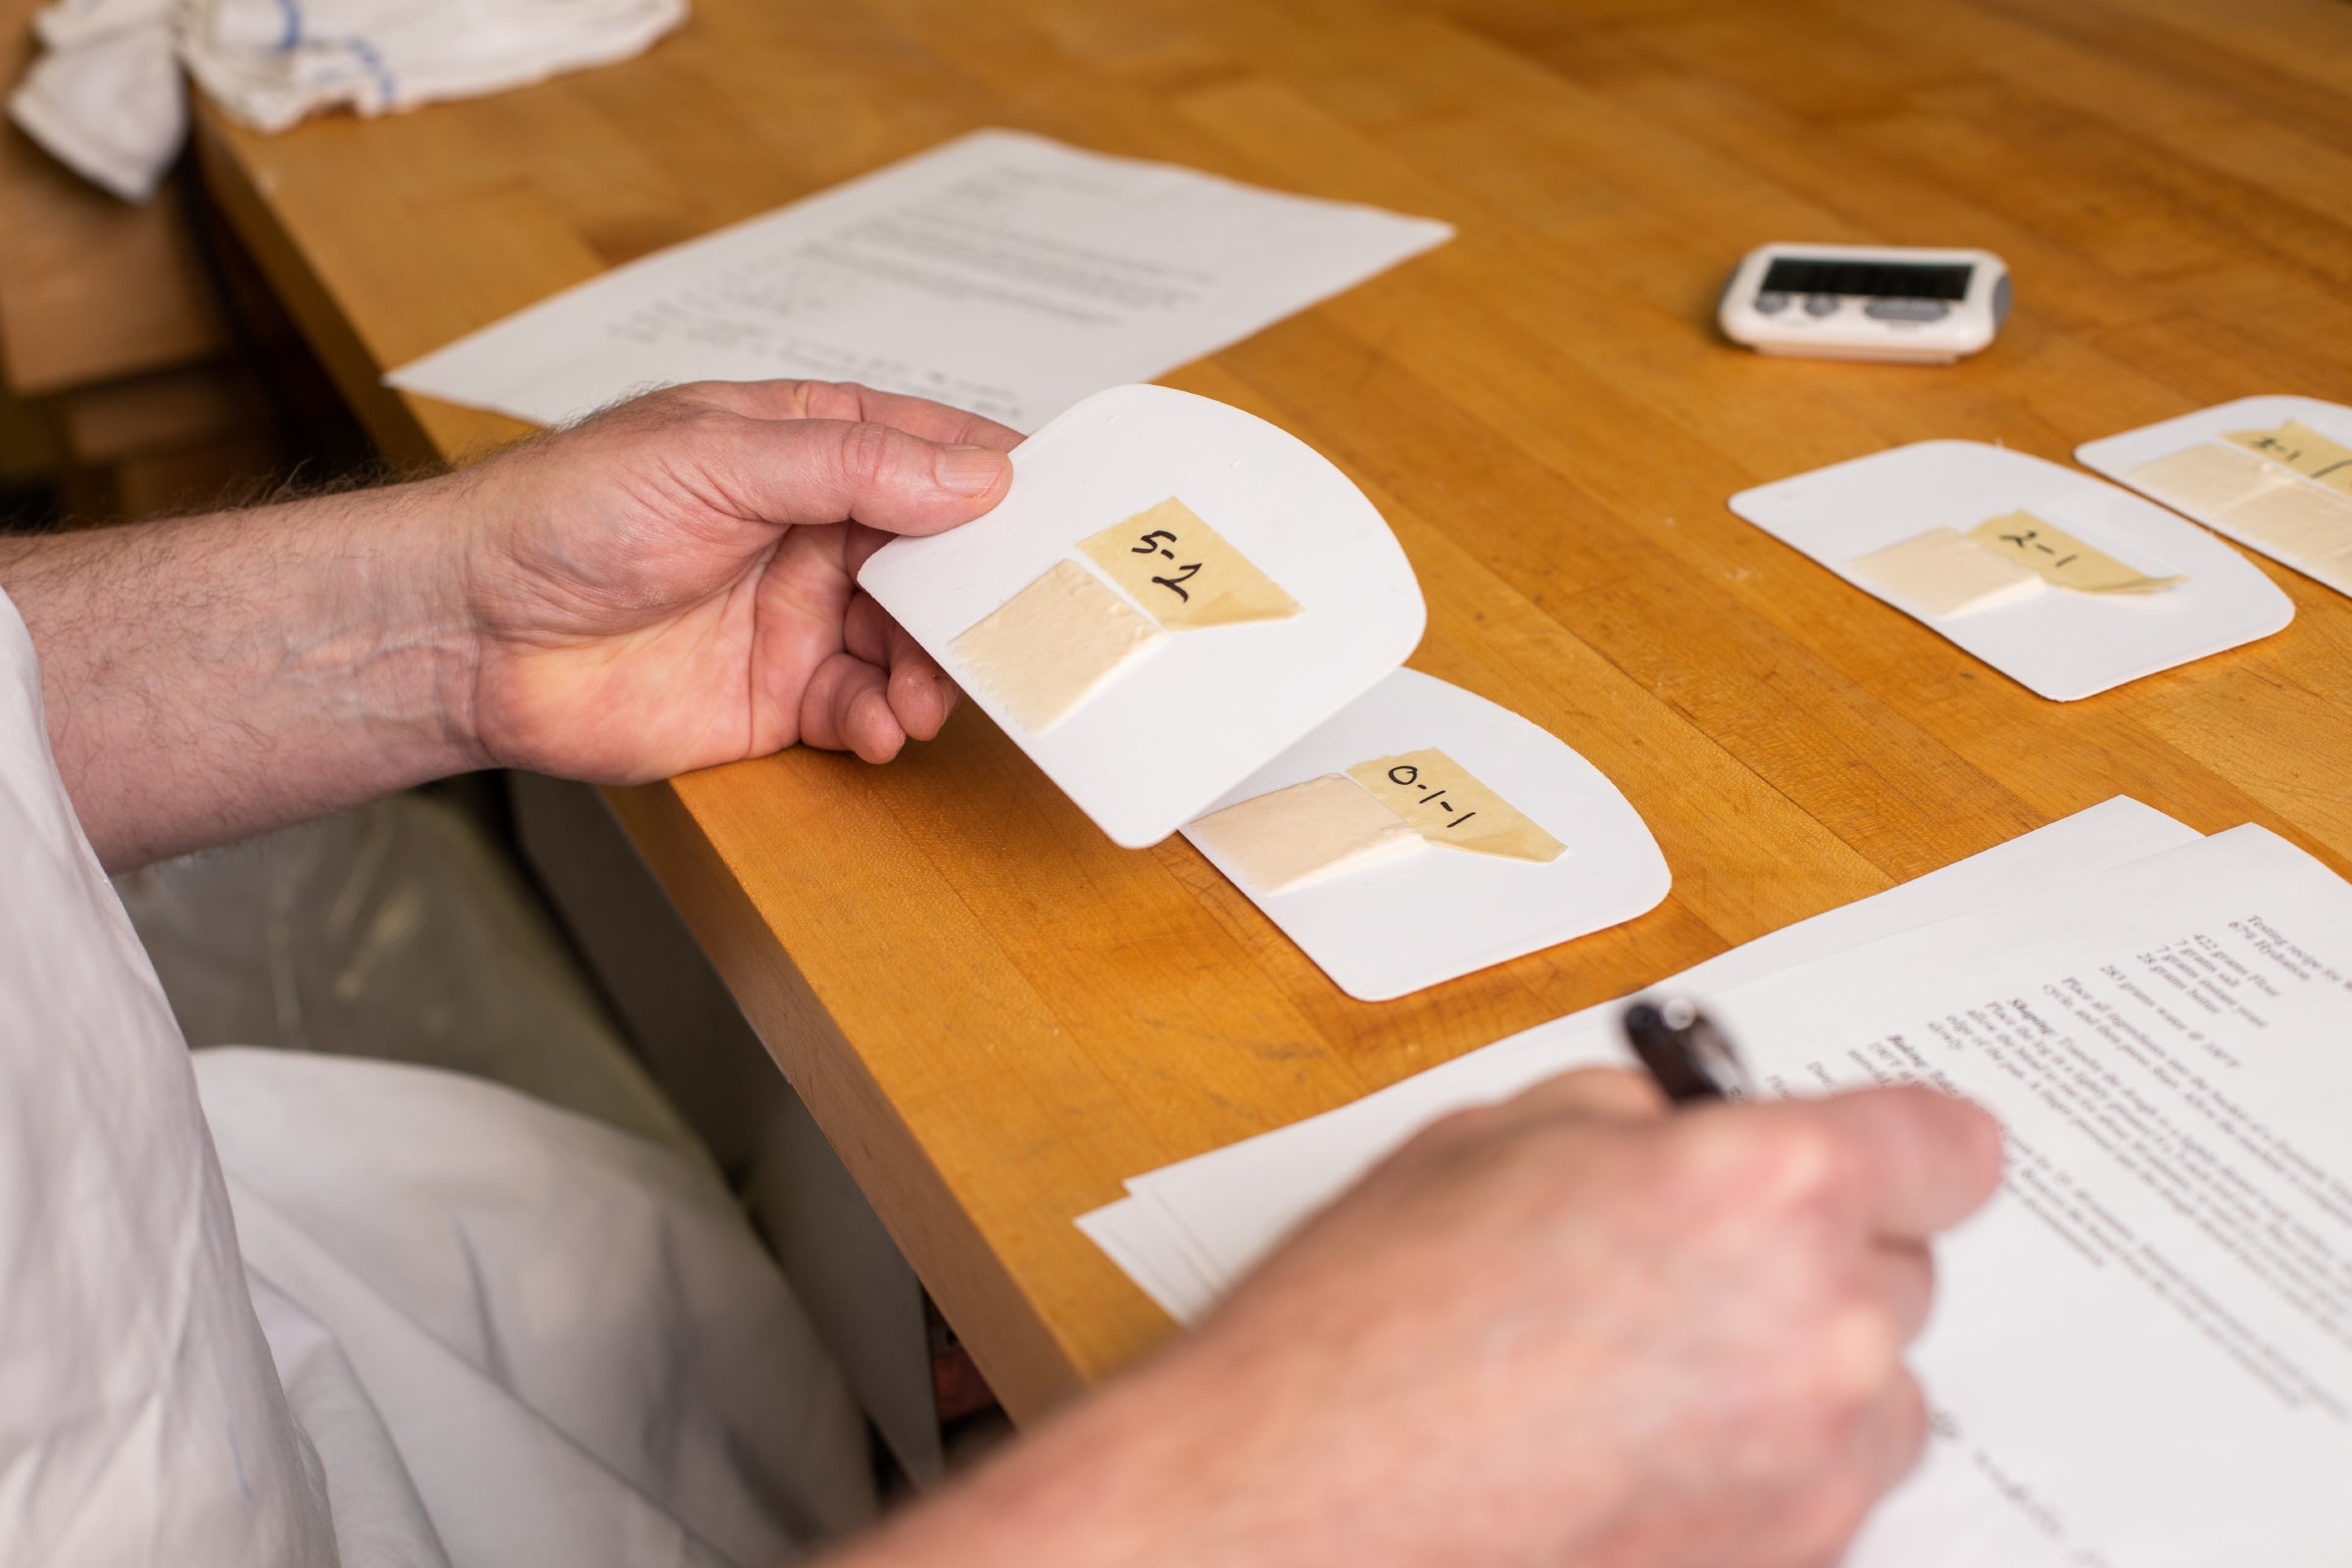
xmin=859 ymin=384 xmax=1425 ymax=848
xmin=1178 ymin=669 xmax=1670 ymax=1001
xmin=2076 ymin=396 xmax=2352 ymax=601
xmin=1730 ymin=441 xmax=2290 ymax=701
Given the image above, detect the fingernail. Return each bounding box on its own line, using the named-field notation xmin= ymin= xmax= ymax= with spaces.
xmin=935 ymin=444 xmax=1009 ymax=496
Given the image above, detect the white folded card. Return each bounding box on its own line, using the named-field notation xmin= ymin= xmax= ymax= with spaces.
xmin=859 ymin=384 xmax=1425 ymax=849
xmin=2078 ymin=395 xmax=2352 ymax=602
xmin=1731 ymin=440 xmax=2290 ymax=700
xmin=1180 ymin=669 xmax=1670 ymax=1001
xmin=385 ymin=127 xmax=1452 ymax=434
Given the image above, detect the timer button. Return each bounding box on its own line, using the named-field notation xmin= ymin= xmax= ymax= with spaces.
xmin=1753 ymin=290 xmax=1791 ymax=315
xmin=1802 ymin=293 xmax=1841 ymax=317
xmin=1863 ymin=297 xmax=1952 ymax=321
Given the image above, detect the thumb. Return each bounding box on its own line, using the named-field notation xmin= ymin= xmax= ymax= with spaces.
xmin=697 ymin=413 xmax=1014 ymax=537
xmin=1798 ymin=1086 xmax=2007 ymax=1241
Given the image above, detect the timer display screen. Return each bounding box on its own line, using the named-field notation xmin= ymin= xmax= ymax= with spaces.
xmin=1759 ymin=258 xmax=1975 ymax=300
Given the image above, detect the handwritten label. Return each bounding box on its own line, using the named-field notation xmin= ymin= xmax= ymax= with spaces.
xmin=1965 ymin=512 xmax=2183 ymax=595
xmin=2226 ymin=419 xmax=2352 ymax=496
xmin=1347 ymin=748 xmax=1566 ymax=862
xmin=1078 ymin=498 xmax=1302 ymax=630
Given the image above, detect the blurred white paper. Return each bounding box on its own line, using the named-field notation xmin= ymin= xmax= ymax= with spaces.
xmin=387 ymin=128 xmax=1452 ymax=432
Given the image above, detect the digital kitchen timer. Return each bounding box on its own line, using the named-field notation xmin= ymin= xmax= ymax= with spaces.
xmin=1718 ymin=243 xmax=2010 ymax=365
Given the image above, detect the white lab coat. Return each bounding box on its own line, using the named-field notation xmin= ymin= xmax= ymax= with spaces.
xmin=0 ymin=589 xmax=873 ymax=1567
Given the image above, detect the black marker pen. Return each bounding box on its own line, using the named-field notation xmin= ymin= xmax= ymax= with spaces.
xmin=1619 ymin=998 xmax=1755 ymax=1105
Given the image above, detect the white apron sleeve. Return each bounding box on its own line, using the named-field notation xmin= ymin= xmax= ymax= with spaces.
xmin=0 ymin=588 xmax=339 ymax=1567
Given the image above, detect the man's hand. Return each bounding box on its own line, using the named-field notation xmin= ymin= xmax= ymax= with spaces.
xmin=0 ymin=378 xmax=1013 ymax=867
xmin=838 ymin=1072 xmax=2004 ymax=1568
xmin=454 ymin=379 xmax=1017 ymax=778
xmin=1167 ymin=1072 xmax=2004 ymax=1567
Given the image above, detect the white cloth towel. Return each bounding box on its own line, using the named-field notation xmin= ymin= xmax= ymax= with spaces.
xmin=9 ymin=0 xmax=686 ymax=200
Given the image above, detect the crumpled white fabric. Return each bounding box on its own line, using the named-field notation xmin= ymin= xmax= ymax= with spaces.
xmin=0 ymin=582 xmax=874 ymax=1567
xmin=8 ymin=0 xmax=686 ymax=200
xmin=198 ymin=1047 xmax=879 ymax=1568
xmin=0 ymin=588 xmax=337 ymax=1567
xmin=9 ymin=4 xmax=185 ymax=200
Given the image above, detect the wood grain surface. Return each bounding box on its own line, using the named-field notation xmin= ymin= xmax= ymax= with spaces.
xmin=190 ymin=0 xmax=2352 ymax=1422
xmin=1 ymin=0 xmax=227 ymax=395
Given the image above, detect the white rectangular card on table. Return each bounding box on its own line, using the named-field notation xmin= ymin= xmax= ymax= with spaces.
xmin=385 ymin=128 xmax=1452 ymax=434
xmin=2077 ymin=395 xmax=2352 ymax=600
xmin=1179 ymin=668 xmax=1671 ymax=1001
xmin=859 ymin=384 xmax=1425 ymax=849
xmin=1731 ymin=440 xmax=2291 ymax=700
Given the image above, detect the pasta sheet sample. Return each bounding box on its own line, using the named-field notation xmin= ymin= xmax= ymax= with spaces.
xmin=949 ymin=560 xmax=1163 ymax=732
xmin=1845 ymin=527 xmax=2047 ymax=618
xmin=951 ymin=494 xmax=1306 ymax=735
xmin=1187 ymin=743 xmax=1566 ymax=897
xmin=2125 ymin=442 xmax=2290 ymax=514
xmin=1185 ymin=774 xmax=1424 ymax=893
xmin=2130 ymin=441 xmax=2352 ymax=597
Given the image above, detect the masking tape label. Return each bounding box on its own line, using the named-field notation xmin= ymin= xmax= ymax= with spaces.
xmin=1966 ymin=511 xmax=2183 ymax=595
xmin=2227 ymin=420 xmax=2352 ymax=496
xmin=1348 ymin=747 xmax=1566 ymax=862
xmin=1079 ymin=497 xmax=1302 ymax=630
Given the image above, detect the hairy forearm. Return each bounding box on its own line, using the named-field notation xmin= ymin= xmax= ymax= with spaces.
xmin=0 ymin=479 xmax=485 ymax=869
xmin=827 ymin=1357 xmax=1224 ymax=1568
xmin=824 ymin=1335 xmax=1384 ymax=1568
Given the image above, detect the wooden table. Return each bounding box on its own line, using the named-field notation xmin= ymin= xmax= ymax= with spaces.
xmin=193 ymin=0 xmax=2352 ymax=1422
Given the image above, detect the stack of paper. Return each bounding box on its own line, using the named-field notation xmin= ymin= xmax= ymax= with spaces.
xmin=388 ymin=128 xmax=1452 ymax=434
xmin=1084 ymin=797 xmax=2352 ymax=1565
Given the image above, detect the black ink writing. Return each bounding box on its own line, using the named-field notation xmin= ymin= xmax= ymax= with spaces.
xmin=1994 ymin=526 xmax=2079 ymax=569
xmin=1151 ymin=561 xmax=1201 ymax=602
